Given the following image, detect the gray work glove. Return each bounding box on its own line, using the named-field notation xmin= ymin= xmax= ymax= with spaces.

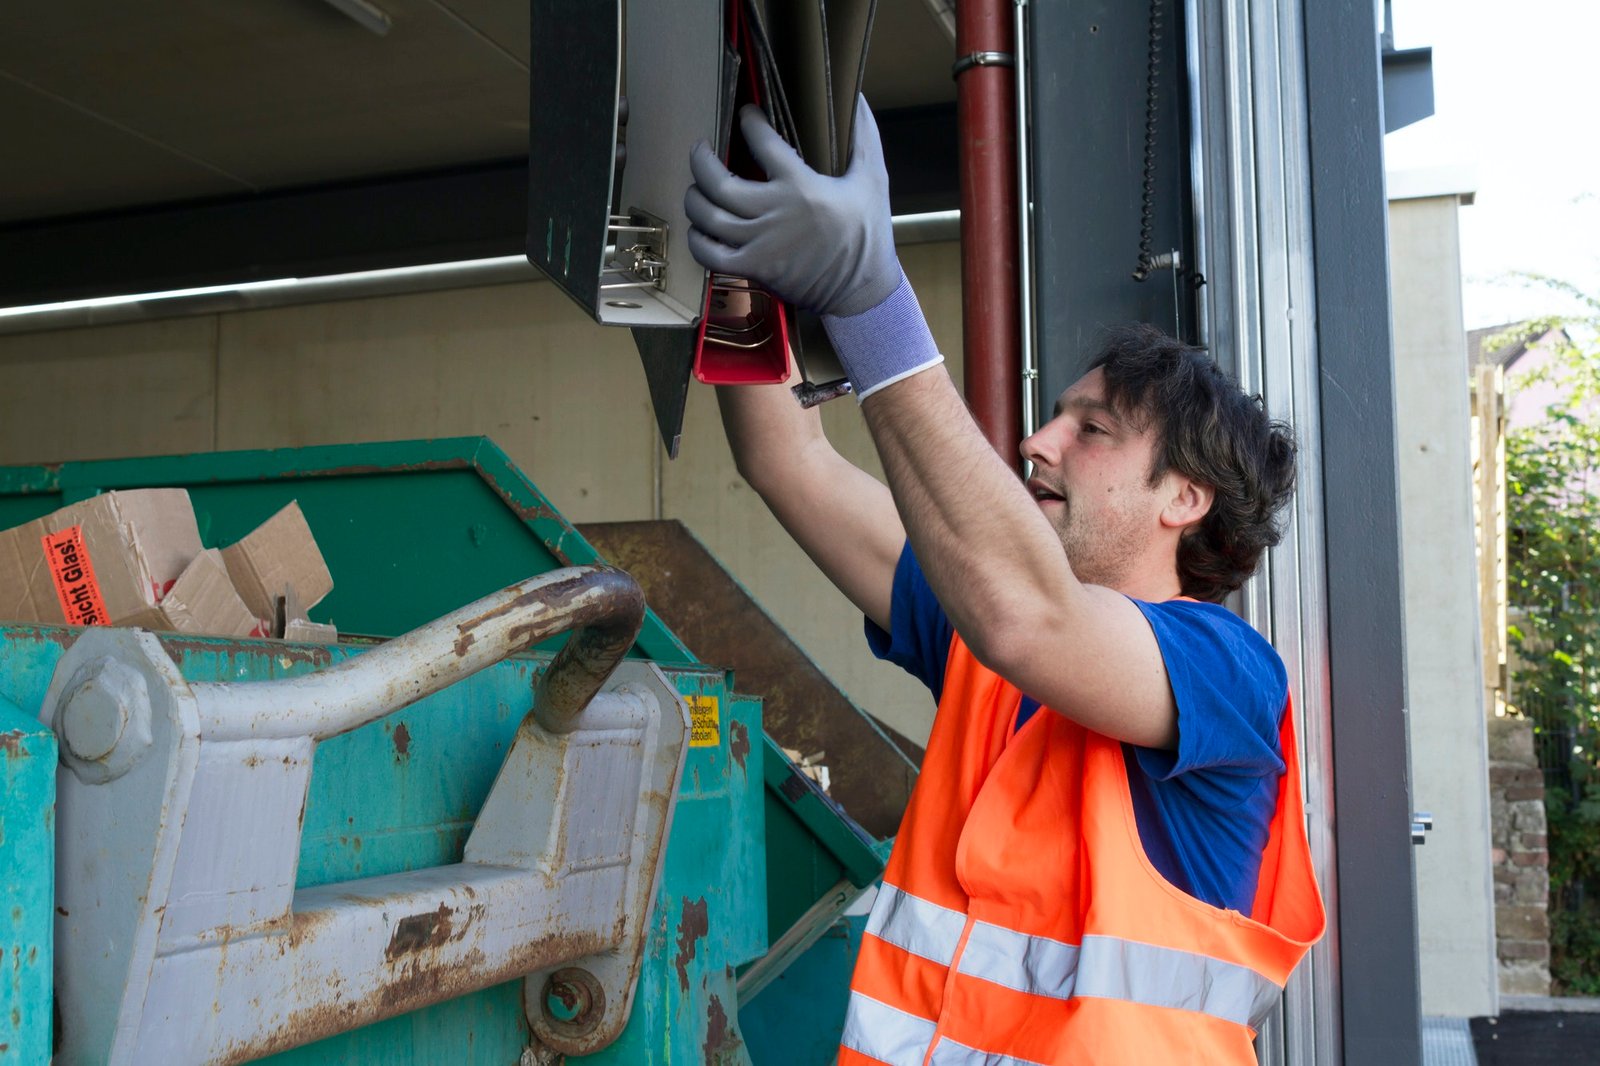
xmin=685 ymin=97 xmax=901 ymax=319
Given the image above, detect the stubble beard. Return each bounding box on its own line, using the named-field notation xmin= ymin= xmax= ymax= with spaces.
xmin=1051 ymin=494 xmax=1145 ymax=591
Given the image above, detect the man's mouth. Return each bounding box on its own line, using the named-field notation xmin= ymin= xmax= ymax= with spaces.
xmin=1027 ymin=478 xmax=1066 ymax=504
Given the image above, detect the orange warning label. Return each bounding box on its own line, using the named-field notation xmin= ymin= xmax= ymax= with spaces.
xmin=42 ymin=526 xmax=109 ymax=627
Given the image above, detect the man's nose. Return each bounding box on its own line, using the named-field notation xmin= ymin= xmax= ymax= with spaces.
xmin=1021 ymin=421 xmax=1063 ymax=467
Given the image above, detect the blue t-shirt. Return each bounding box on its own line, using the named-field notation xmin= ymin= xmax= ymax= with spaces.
xmin=866 ymin=544 xmax=1288 ymax=915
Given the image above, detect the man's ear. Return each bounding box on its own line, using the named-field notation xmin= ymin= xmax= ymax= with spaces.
xmin=1160 ymin=476 xmax=1214 ymax=530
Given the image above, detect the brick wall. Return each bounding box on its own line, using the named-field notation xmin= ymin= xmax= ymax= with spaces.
xmin=1488 ymin=716 xmax=1552 ymax=995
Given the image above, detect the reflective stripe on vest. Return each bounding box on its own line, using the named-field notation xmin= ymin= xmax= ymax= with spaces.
xmin=927 ymin=1038 xmax=1049 ymax=1066
xmin=841 ymin=993 xmax=937 ymax=1066
xmin=866 ymin=883 xmax=966 ymax=965
xmin=866 ymin=884 xmax=1282 ymax=1027
xmin=842 ymin=992 xmax=1051 ymax=1066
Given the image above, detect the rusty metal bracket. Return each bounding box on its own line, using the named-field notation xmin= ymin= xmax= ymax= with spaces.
xmin=42 ymin=566 xmax=690 ymax=1065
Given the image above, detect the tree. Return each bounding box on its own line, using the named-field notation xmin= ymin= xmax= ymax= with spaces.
xmin=1504 ymin=282 xmax=1600 ymax=993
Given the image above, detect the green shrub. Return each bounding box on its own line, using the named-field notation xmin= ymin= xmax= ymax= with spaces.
xmin=1505 ymin=287 xmax=1600 ymax=993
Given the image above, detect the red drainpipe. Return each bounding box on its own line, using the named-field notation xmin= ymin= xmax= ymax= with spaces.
xmin=955 ymin=0 xmax=1022 ymax=468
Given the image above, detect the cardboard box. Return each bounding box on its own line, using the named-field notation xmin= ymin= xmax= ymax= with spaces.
xmin=222 ymin=501 xmax=333 ymax=628
xmin=0 ymin=489 xmax=202 ymax=628
xmin=160 ymin=549 xmax=263 ymax=638
xmin=0 ymin=490 xmax=339 ymax=642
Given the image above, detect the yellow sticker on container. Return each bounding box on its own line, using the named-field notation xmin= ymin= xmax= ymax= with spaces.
xmin=688 ymin=694 xmax=720 ymax=748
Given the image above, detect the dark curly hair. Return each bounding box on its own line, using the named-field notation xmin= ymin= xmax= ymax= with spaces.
xmin=1090 ymin=324 xmax=1297 ymax=603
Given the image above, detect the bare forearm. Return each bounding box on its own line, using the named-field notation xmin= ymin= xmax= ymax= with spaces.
xmin=715 ymin=381 xmax=904 ymax=627
xmin=859 ymin=367 xmax=1179 ymax=747
xmin=715 ymin=376 xmax=824 ymax=490
xmin=862 ymin=371 xmax=1080 ymax=658
xmin=685 ymin=93 xmax=1179 ymax=746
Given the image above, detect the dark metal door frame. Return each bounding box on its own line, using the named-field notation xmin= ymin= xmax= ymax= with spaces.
xmin=1302 ymin=0 xmax=1422 ymax=1061
xmin=1027 ymin=0 xmax=1422 ymax=1061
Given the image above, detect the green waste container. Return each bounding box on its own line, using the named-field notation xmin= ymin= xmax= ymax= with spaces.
xmin=0 ymin=438 xmax=888 ymax=1065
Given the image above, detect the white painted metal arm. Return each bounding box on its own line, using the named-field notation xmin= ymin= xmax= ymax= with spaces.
xmin=43 ymin=566 xmax=690 ymax=1065
xmin=189 ymin=565 xmax=645 ymax=741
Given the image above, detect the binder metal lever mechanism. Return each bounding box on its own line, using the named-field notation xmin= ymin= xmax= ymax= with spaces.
xmin=528 ymin=0 xmax=877 ymax=457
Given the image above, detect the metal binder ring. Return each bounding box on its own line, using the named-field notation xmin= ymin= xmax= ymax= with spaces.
xmin=951 ymin=51 xmax=1015 ymax=78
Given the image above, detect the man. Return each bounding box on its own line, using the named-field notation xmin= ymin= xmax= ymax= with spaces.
xmin=686 ymin=99 xmax=1324 ymax=1064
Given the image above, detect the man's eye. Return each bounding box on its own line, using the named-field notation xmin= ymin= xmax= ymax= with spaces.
xmin=1081 ymin=422 xmax=1104 ymax=435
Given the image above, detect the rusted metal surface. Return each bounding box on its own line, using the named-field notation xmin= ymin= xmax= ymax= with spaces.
xmin=0 ymin=437 xmax=831 ymax=1063
xmin=673 ymin=896 xmax=710 ymax=993
xmin=280 ymin=458 xmax=473 ymax=480
xmin=186 ymin=566 xmax=644 ymax=743
xmin=104 ymin=709 xmax=660 ymax=1062
xmin=0 ymin=703 xmax=53 ymax=1066
xmin=513 ymin=661 xmax=692 ymax=1059
xmin=0 ymin=729 xmax=26 ymax=758
xmin=0 ymin=625 xmax=74 ymax=650
xmin=728 ymin=718 xmax=750 ymax=770
xmin=484 ymin=483 xmax=567 ymax=527
xmin=200 ymin=871 xmax=616 ymax=1065
xmin=535 ymin=965 xmax=607 ymax=1046
xmin=42 ymin=578 xmax=689 ymax=1065
xmin=527 ymin=570 xmax=646 ymax=734
xmin=701 ymin=993 xmax=743 ymax=1065
xmin=159 ymin=633 xmax=335 ymax=670
xmin=390 ymin=722 xmax=411 ymax=759
xmin=4 ymin=620 xmax=766 ymax=1066
xmin=579 ymin=520 xmax=920 ymax=838
xmin=384 ymin=902 xmax=456 ymax=960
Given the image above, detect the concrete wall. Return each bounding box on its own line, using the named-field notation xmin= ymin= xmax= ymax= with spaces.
xmin=0 ymin=241 xmax=965 ymax=747
xmin=1388 ymin=193 xmax=1499 ymax=1017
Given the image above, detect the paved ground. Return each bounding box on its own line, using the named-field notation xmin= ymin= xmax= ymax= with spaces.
xmin=1424 ymin=1017 xmax=1479 ymax=1066
xmin=1470 ymin=1010 xmax=1600 ymax=1065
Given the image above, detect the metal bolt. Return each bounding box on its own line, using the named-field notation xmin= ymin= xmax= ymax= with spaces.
xmin=61 ymin=661 xmax=146 ymax=762
xmin=540 ymin=967 xmax=604 ymax=1032
xmin=544 ymin=976 xmax=589 ymax=1024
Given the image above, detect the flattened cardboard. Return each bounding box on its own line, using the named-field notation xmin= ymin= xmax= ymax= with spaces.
xmin=113 ymin=489 xmax=206 ymax=598
xmin=221 ymin=502 xmax=334 ymax=624
xmin=159 ymin=549 xmax=260 ymax=638
xmin=0 ymin=489 xmax=201 ymax=627
xmin=282 ymin=618 xmax=338 ymax=643
xmin=278 ymin=581 xmax=337 ymax=644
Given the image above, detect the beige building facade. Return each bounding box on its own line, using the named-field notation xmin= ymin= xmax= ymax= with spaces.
xmin=0 ymin=241 xmax=965 ymax=749
xmin=1387 ymin=173 xmax=1500 ymax=1018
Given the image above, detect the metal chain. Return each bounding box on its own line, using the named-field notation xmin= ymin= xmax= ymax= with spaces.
xmin=1132 ymin=0 xmax=1164 ymax=282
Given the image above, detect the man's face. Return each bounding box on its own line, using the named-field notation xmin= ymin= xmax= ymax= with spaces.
xmin=1020 ymin=367 xmax=1172 ymax=589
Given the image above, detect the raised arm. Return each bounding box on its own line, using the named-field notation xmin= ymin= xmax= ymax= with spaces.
xmin=715 ymin=371 xmax=905 ymax=631
xmin=687 ymin=99 xmax=1200 ymax=748
xmin=859 ymin=365 xmax=1182 ymax=748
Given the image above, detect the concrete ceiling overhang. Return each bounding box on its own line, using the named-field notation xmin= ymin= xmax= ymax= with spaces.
xmin=0 ymin=0 xmax=958 ymax=305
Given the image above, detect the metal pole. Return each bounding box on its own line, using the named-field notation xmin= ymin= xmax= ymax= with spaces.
xmin=1013 ymin=0 xmax=1039 ymax=440
xmin=955 ymin=0 xmax=1022 ymax=466
xmin=1183 ymin=0 xmax=1211 ymax=353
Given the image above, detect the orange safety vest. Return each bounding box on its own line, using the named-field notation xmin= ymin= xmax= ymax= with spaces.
xmin=839 ymin=635 xmax=1325 ymax=1065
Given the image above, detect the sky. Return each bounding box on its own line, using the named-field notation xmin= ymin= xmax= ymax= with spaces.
xmin=1386 ymin=0 xmax=1600 ymax=330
